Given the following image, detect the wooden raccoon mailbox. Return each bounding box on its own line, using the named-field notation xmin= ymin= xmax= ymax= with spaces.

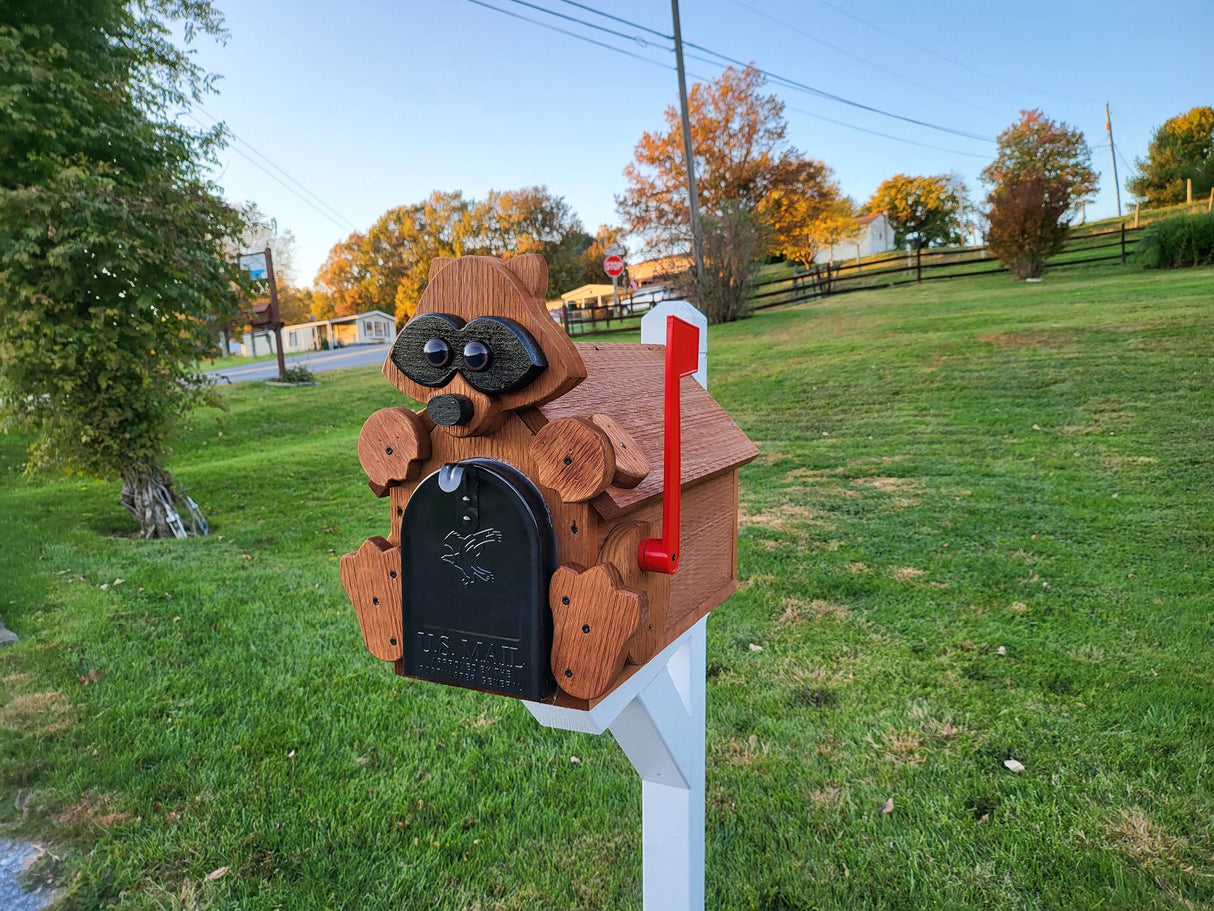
xmin=340 ymin=253 xmax=757 ymax=707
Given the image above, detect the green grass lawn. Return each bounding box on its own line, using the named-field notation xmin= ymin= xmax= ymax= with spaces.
xmin=1 ymin=263 xmax=1211 ymax=910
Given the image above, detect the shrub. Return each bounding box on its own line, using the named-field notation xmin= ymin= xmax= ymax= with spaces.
xmin=985 ymin=175 xmax=1070 ymax=280
xmin=1138 ymin=213 xmax=1214 ymax=268
xmin=279 ymin=364 xmax=317 ymax=384
xmin=670 ymin=203 xmax=763 ymax=324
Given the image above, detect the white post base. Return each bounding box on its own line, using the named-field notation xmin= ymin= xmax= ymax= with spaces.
xmin=523 ymin=617 xmax=707 ymax=911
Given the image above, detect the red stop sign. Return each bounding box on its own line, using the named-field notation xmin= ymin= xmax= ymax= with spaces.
xmin=603 ymin=254 xmax=625 ymax=278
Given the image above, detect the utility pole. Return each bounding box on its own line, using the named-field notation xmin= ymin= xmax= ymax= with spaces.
xmin=1105 ymin=103 xmax=1122 ymax=218
xmin=671 ymin=0 xmax=704 ymax=280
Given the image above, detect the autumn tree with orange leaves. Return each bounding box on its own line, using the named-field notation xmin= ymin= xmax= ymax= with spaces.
xmin=315 ymin=187 xmax=591 ymax=319
xmin=616 ymin=65 xmax=845 ymax=260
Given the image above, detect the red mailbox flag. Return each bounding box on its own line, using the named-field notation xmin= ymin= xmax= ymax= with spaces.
xmin=637 ymin=315 xmax=700 ymax=575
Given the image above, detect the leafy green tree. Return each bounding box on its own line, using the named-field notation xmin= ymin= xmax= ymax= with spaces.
xmin=981 ymin=109 xmax=1097 ymax=215
xmin=1128 ymin=106 xmax=1214 ymax=207
xmin=0 ymin=0 xmax=247 ymax=538
xmin=864 ymin=173 xmax=968 ymax=250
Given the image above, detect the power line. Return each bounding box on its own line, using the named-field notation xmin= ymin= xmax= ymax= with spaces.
xmin=465 ymin=0 xmax=674 ymax=70
xmin=487 ymin=0 xmax=994 ymax=144
xmin=184 ymin=113 xmax=359 ymax=234
xmin=195 ymin=105 xmax=360 ymax=232
xmin=726 ymin=0 xmax=999 ymax=116
xmin=784 ymin=105 xmax=991 ymax=159
xmin=811 ymin=0 xmax=1084 ymax=103
xmin=492 ymin=0 xmax=664 ymax=47
xmin=553 ymin=0 xmax=671 ymax=41
xmin=682 ymin=48 xmax=993 ymax=143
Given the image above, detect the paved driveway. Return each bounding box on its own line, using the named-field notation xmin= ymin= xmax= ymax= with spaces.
xmin=204 ymin=344 xmax=391 ymax=383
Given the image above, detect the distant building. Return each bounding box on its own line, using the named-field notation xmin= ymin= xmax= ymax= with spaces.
xmin=629 ymin=254 xmax=692 ymax=287
xmin=814 ymin=213 xmax=896 ymax=264
xmin=239 ymin=310 xmax=397 ymax=356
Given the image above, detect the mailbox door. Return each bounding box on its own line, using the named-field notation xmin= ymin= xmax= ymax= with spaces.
xmin=400 ymin=459 xmax=556 ymax=700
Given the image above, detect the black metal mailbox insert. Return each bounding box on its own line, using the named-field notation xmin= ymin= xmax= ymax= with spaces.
xmin=400 ymin=458 xmax=556 ymax=700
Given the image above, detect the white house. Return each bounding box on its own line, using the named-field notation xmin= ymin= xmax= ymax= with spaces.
xmin=813 ymin=213 xmax=896 ymax=265
xmin=240 ymin=310 xmax=398 ymax=356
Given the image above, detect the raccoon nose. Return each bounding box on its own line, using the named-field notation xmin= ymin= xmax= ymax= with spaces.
xmin=427 ymin=394 xmax=474 ymax=427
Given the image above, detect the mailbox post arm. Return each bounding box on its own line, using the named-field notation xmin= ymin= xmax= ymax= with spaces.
xmin=524 ymin=616 xmax=707 ymax=911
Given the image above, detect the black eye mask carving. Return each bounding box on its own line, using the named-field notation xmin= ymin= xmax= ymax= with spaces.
xmin=391 ymin=313 xmax=547 ymax=395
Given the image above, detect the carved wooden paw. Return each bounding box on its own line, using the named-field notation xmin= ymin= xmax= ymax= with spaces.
xmin=549 ymin=563 xmax=645 ymax=700
xmin=339 ymin=536 xmax=403 ymax=661
xmin=357 ymin=407 xmax=432 ymax=496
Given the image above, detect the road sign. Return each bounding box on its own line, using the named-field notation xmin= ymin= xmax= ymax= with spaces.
xmin=604 ymin=254 xmax=625 ymax=278
xmin=239 ymin=251 xmax=269 ymax=281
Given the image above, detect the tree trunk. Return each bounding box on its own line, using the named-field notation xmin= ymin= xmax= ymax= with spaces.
xmin=120 ymin=465 xmax=209 ymax=539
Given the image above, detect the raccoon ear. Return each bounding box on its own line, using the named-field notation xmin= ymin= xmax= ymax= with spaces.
xmin=429 ymin=257 xmax=454 ymax=281
xmin=502 ymin=253 xmax=548 ymax=300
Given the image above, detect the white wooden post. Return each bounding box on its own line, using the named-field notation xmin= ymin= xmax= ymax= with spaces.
xmin=640 ymin=301 xmax=708 ymax=388
xmin=524 ymin=618 xmax=707 ymax=911
xmin=526 ymin=303 xmax=710 ymax=910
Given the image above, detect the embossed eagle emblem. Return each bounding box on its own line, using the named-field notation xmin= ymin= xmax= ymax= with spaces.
xmin=440 ymin=528 xmax=503 ymax=586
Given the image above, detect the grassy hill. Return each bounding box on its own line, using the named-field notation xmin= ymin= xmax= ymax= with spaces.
xmin=1 ymin=263 xmax=1211 ymax=909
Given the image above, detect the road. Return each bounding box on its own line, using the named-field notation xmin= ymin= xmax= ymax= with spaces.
xmin=204 ymin=344 xmax=391 ymax=383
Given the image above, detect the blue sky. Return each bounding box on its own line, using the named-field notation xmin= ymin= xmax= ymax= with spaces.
xmin=188 ymin=0 xmax=1214 ymax=287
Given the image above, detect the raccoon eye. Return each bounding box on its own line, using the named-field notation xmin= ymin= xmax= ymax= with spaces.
xmin=462 ymin=340 xmax=491 ymax=372
xmin=423 ymin=338 xmax=451 ymax=368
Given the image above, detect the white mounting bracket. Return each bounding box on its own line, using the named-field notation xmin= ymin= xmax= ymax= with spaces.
xmin=524 ymin=616 xmax=707 ymax=911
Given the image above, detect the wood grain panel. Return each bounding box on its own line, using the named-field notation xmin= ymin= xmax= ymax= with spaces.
xmin=357 ymin=407 xmax=432 ymax=495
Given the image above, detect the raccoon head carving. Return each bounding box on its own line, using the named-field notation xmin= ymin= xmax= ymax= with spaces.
xmin=383 ymin=254 xmax=586 ymax=437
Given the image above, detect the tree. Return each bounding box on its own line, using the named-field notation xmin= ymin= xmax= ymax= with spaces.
xmin=864 ymin=174 xmax=968 ymax=250
xmin=316 ymin=231 xmax=376 ymax=317
xmin=318 ymin=186 xmax=590 ymax=319
xmin=0 ymin=0 xmax=248 ymax=538
xmin=1128 ymin=106 xmax=1214 ymax=207
xmin=979 ymin=110 xmax=1095 ymax=279
xmin=981 ymin=109 xmax=1097 ymax=216
xmin=617 ymin=65 xmax=843 ymax=259
xmin=985 ymin=175 xmax=1070 ymax=280
xmin=765 ymin=179 xmax=857 ymax=269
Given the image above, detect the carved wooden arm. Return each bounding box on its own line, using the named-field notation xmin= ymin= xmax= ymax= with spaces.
xmin=530 ymin=414 xmax=649 ymax=503
xmin=357 ymin=407 xmax=432 ymax=497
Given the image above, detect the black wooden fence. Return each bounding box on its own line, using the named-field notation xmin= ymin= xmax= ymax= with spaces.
xmin=558 ymin=225 xmax=1143 ymax=337
xmin=752 ymin=224 xmax=1143 ymax=312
